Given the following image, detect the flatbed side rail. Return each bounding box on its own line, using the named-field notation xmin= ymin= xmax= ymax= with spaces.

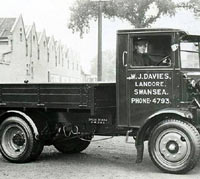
xmin=0 ymin=83 xmax=91 ymax=110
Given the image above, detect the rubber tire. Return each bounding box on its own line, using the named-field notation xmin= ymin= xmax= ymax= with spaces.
xmin=148 ymin=119 xmax=200 ymax=174
xmin=0 ymin=116 xmax=43 ymax=163
xmin=54 ymin=138 xmax=90 ymax=154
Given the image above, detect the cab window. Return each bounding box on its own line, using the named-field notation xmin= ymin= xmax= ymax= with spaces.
xmin=130 ymin=35 xmax=172 ymax=67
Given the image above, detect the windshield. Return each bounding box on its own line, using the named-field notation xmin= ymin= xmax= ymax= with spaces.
xmin=180 ymin=41 xmax=200 ymax=68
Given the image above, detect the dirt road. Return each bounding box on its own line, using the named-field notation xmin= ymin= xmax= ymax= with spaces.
xmin=0 ymin=136 xmax=199 ymax=179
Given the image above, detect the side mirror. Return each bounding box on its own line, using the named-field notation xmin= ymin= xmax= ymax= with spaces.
xmin=171 ymin=44 xmax=179 ymax=52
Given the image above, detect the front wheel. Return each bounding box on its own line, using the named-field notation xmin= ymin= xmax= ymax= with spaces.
xmin=148 ymin=119 xmax=200 ymax=174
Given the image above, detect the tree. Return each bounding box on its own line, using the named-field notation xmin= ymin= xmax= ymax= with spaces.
xmin=68 ymin=0 xmax=177 ymax=37
xmin=177 ymin=0 xmax=200 ymax=17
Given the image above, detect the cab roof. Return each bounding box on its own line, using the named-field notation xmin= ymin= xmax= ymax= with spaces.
xmin=117 ymin=28 xmax=187 ymax=35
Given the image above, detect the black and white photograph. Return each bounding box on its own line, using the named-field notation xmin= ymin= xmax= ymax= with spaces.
xmin=0 ymin=0 xmax=200 ymax=178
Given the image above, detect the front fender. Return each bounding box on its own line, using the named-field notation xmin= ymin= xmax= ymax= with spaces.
xmin=146 ymin=108 xmax=193 ymax=121
xmin=135 ymin=108 xmax=193 ymax=163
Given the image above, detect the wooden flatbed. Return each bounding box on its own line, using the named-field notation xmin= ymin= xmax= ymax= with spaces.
xmin=0 ymin=83 xmax=116 ymax=114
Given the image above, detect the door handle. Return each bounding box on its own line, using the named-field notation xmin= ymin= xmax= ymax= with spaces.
xmin=122 ymin=51 xmax=128 ymax=67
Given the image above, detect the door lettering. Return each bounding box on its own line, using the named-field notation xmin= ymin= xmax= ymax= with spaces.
xmin=128 ymin=72 xmax=172 ymax=105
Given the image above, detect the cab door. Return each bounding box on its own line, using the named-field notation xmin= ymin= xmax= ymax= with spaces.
xmin=126 ymin=34 xmax=175 ymax=127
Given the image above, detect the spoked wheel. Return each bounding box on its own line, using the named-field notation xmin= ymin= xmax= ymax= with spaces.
xmin=0 ymin=116 xmax=43 ymax=163
xmin=54 ymin=137 xmax=91 ymax=154
xmin=148 ymin=119 xmax=200 ymax=174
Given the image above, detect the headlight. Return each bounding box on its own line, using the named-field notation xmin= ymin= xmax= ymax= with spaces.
xmin=187 ymin=78 xmax=200 ymax=92
xmin=190 ymin=79 xmax=196 ymax=88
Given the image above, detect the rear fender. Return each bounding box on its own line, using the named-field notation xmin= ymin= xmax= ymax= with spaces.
xmin=135 ymin=108 xmax=193 ymax=163
xmin=0 ymin=110 xmax=40 ymax=140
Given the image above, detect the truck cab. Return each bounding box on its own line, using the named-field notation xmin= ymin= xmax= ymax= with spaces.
xmin=118 ymin=29 xmax=186 ymax=127
xmin=116 ymin=29 xmax=200 ymax=174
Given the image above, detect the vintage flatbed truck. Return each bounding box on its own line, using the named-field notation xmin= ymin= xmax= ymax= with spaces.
xmin=1 ymin=28 xmax=200 ymax=174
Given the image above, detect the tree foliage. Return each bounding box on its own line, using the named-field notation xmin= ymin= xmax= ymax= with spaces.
xmin=177 ymin=0 xmax=200 ymax=17
xmin=68 ymin=0 xmax=177 ymax=36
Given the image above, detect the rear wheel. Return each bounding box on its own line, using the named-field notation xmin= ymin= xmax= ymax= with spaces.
xmin=0 ymin=116 xmax=43 ymax=163
xmin=148 ymin=119 xmax=200 ymax=174
xmin=54 ymin=137 xmax=91 ymax=154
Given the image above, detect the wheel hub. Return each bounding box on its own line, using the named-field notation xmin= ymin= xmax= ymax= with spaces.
xmin=12 ymin=133 xmax=25 ymax=147
xmin=159 ymin=132 xmax=187 ymax=162
xmin=166 ymin=141 xmax=179 ymax=154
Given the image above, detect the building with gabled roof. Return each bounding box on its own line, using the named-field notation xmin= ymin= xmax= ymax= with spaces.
xmin=0 ymin=15 xmax=27 ymax=82
xmin=35 ymin=29 xmax=48 ymax=82
xmin=0 ymin=15 xmax=83 ymax=83
xmin=25 ymin=23 xmax=39 ymax=82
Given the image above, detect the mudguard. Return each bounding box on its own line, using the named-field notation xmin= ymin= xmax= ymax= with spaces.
xmin=135 ymin=108 xmax=193 ymax=163
xmin=0 ymin=110 xmax=39 ymax=140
